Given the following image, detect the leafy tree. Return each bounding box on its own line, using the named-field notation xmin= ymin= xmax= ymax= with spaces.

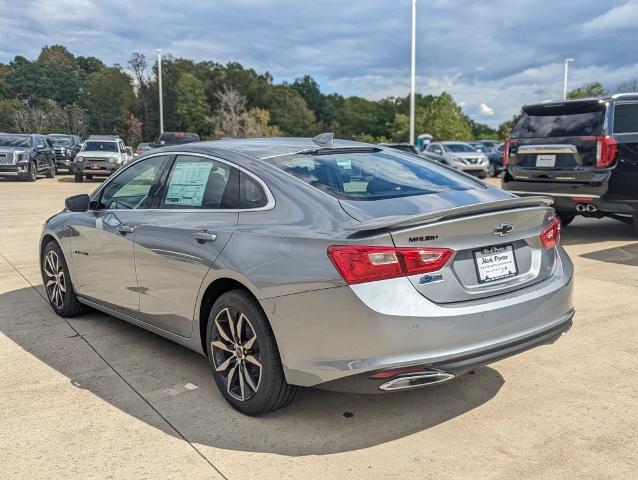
xmin=76 ymin=56 xmax=106 ymax=75
xmin=267 ymin=86 xmax=318 ymax=136
xmin=37 ymin=45 xmax=77 ymax=66
xmin=497 ymin=113 xmax=522 ymax=139
xmin=84 ymin=67 xmax=135 ymax=136
xmin=336 ymin=96 xmax=394 ymax=139
xmin=567 ymin=82 xmax=607 ymax=99
xmin=175 ymin=73 xmax=209 ymax=133
xmin=468 ymin=119 xmax=498 ymax=139
xmin=416 ymin=92 xmax=472 ymax=141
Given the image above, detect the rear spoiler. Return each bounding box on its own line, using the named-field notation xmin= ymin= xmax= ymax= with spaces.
xmin=344 ymin=196 xmax=553 ymax=232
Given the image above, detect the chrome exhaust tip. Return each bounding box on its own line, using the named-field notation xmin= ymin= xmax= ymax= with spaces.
xmin=378 ymin=370 xmax=455 ymax=391
xmin=575 ymin=203 xmax=586 ymax=212
xmin=586 ymin=204 xmax=598 ymax=213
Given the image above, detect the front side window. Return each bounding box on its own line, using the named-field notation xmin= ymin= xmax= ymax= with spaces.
xmin=264 ymin=149 xmax=478 ymax=201
xmin=161 ymin=155 xmax=233 ymax=209
xmin=98 ymin=155 xmax=167 ymax=210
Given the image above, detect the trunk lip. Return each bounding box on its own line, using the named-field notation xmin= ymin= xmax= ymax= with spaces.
xmin=343 ymin=196 xmax=553 ymax=232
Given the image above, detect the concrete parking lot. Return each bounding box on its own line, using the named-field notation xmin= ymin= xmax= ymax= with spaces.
xmin=1 ymin=175 xmax=637 ymax=479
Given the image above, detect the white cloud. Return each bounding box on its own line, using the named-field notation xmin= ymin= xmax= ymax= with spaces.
xmin=479 ymin=103 xmax=495 ymax=116
xmin=582 ymin=1 xmax=638 ymax=34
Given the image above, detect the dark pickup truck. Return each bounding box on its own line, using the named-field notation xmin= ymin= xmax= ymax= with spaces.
xmin=502 ymin=94 xmax=638 ymax=231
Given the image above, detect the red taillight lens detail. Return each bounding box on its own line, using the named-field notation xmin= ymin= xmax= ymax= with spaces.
xmin=503 ymin=138 xmax=517 ymax=167
xmin=540 ymin=216 xmax=561 ymax=249
xmin=596 ymin=135 xmax=618 ymax=168
xmin=327 ymin=245 xmax=454 ymax=285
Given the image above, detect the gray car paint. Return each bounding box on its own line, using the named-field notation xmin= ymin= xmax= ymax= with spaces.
xmin=41 ymin=138 xmax=574 ymax=390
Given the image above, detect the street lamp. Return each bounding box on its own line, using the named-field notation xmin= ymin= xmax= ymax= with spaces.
xmin=563 ymin=58 xmax=574 ymax=100
xmin=157 ymin=49 xmax=164 ymax=134
xmin=409 ymin=0 xmax=417 ymax=145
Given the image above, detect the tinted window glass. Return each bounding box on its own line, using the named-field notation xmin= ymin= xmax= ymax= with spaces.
xmin=162 ymin=155 xmax=232 ymax=209
xmin=48 ymin=136 xmax=72 ymax=146
xmin=239 ymin=172 xmax=267 ymax=208
xmin=444 ymin=143 xmax=476 ymax=152
xmin=0 ymin=135 xmax=32 ymax=147
xmin=83 ymin=141 xmax=118 ymax=152
xmin=265 ymin=150 xmax=478 ymax=201
xmin=613 ymin=103 xmax=638 ymax=134
xmin=99 ymin=156 xmax=166 ymax=210
xmin=158 ymin=132 xmax=201 ymax=145
xmin=512 ymin=103 xmax=604 ymax=138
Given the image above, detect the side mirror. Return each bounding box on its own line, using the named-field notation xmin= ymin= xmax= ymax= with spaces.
xmin=36 ymin=144 xmax=45 ymax=150
xmin=65 ymin=194 xmax=90 ymax=212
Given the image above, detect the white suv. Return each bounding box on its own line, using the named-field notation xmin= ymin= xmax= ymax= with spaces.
xmin=73 ymin=136 xmax=132 ymax=182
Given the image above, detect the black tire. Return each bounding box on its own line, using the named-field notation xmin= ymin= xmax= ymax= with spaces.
xmin=85 ymin=174 xmax=94 ymax=180
xmin=45 ymin=160 xmax=56 ymax=178
xmin=478 ymin=171 xmax=487 ymax=179
xmin=41 ymin=241 xmax=90 ymax=317
xmin=206 ymin=289 xmax=298 ymax=415
xmin=488 ymin=163 xmax=497 ymax=177
xmin=25 ymin=161 xmax=37 ymax=182
xmin=632 ymin=214 xmax=638 ymax=235
xmin=74 ymin=172 xmax=84 ymax=182
xmin=558 ymin=213 xmax=575 ymax=227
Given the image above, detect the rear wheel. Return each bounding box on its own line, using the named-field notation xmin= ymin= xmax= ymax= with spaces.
xmin=74 ymin=172 xmax=83 ymax=182
xmin=558 ymin=213 xmax=575 ymax=227
xmin=41 ymin=241 xmax=90 ymax=317
xmin=488 ymin=163 xmax=497 ymax=177
xmin=206 ymin=290 xmax=298 ymax=415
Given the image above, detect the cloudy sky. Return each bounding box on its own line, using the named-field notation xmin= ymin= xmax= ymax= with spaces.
xmin=1 ymin=0 xmax=637 ymax=126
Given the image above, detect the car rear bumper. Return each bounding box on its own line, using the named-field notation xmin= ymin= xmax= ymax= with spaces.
xmin=503 ymin=178 xmax=638 ymax=214
xmin=261 ymin=247 xmax=574 ymax=389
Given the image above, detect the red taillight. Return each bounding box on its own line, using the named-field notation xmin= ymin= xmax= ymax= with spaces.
xmin=327 ymin=245 xmax=454 ymax=285
xmin=540 ymin=216 xmax=561 ymax=249
xmin=503 ymin=138 xmax=517 ymax=167
xmin=596 ymin=135 xmax=618 ymax=168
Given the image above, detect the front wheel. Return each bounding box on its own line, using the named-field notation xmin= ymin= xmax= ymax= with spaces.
xmin=74 ymin=172 xmax=84 ymax=182
xmin=41 ymin=241 xmax=90 ymax=317
xmin=25 ymin=161 xmax=37 ymax=182
xmin=206 ymin=290 xmax=298 ymax=415
xmin=46 ymin=160 xmax=56 ymax=178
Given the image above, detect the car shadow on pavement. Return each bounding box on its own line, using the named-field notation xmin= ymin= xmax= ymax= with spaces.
xmin=560 ymin=217 xmax=635 ymax=246
xmin=580 ymin=242 xmax=638 ymax=267
xmin=1 ymin=286 xmax=504 ymax=456
xmin=56 ymin=176 xmax=103 ymax=183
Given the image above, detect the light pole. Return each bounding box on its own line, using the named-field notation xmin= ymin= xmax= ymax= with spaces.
xmin=157 ymin=49 xmax=164 ymax=134
xmin=563 ymin=58 xmax=574 ymax=100
xmin=409 ymin=0 xmax=417 ymax=145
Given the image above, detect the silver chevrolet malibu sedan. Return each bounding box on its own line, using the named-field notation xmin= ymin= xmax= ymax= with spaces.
xmin=40 ymin=136 xmax=574 ymax=415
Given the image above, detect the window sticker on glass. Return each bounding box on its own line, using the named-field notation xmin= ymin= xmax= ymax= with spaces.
xmin=165 ymin=161 xmax=214 ymax=206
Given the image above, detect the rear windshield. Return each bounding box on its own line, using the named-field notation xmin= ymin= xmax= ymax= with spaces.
xmin=264 ymin=149 xmax=479 ymax=201
xmin=512 ymin=103 xmax=605 ymax=138
xmin=159 ymin=132 xmax=200 ymax=145
xmin=0 ymin=135 xmax=32 ymax=147
xmin=83 ymin=141 xmax=118 ymax=152
xmin=613 ymin=103 xmax=638 ymax=134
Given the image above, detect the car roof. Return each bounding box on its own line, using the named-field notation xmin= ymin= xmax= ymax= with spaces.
xmin=522 ymin=93 xmax=638 ymax=111
xmin=157 ymin=137 xmax=370 ymax=160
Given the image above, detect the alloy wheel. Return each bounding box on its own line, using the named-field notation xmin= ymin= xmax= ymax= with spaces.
xmin=44 ymin=250 xmax=66 ymax=309
xmin=211 ymin=307 xmax=262 ymax=401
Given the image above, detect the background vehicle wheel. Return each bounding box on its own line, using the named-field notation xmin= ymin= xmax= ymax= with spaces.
xmin=41 ymin=241 xmax=90 ymax=317
xmin=86 ymin=174 xmax=93 ymax=180
xmin=478 ymin=172 xmax=487 ymax=179
xmin=46 ymin=160 xmax=56 ymax=178
xmin=206 ymin=289 xmax=298 ymax=415
xmin=558 ymin=213 xmax=575 ymax=227
xmin=488 ymin=163 xmax=496 ymax=177
xmin=25 ymin=161 xmax=37 ymax=182
xmin=74 ymin=172 xmax=83 ymax=182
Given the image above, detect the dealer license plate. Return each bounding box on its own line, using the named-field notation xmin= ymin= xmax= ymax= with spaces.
xmin=474 ymin=244 xmax=518 ymax=283
xmin=536 ymin=154 xmax=556 ymax=167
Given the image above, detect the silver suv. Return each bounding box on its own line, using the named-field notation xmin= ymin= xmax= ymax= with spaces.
xmin=73 ymin=135 xmax=132 ymax=182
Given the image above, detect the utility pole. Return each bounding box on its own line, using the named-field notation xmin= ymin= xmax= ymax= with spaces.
xmin=157 ymin=49 xmax=164 ymax=134
xmin=563 ymin=58 xmax=574 ymax=99
xmin=409 ymin=0 xmax=417 ymax=145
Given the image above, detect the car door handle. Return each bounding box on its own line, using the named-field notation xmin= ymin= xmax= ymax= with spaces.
xmin=192 ymin=231 xmax=217 ymax=243
xmin=117 ymin=224 xmax=136 ymax=235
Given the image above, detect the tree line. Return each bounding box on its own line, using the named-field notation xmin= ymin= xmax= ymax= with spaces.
xmin=0 ymin=45 xmax=633 ymax=146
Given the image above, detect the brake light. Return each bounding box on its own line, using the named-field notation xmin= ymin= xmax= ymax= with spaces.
xmin=539 ymin=216 xmax=561 ymax=249
xmin=596 ymin=135 xmax=618 ymax=168
xmin=327 ymin=245 xmax=454 ymax=284
xmin=503 ymin=138 xmax=517 ymax=167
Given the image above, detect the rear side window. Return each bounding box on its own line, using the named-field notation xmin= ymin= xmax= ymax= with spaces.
xmin=512 ymin=103 xmax=605 ymax=138
xmin=264 ymin=150 xmax=478 ymax=201
xmin=613 ymin=103 xmax=638 ymax=134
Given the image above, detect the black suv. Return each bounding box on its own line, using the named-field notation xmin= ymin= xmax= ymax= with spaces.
xmin=157 ymin=131 xmax=200 ymax=146
xmin=0 ymin=133 xmax=56 ymax=181
xmin=47 ymin=134 xmax=83 ymax=173
xmin=502 ymin=94 xmax=638 ymax=230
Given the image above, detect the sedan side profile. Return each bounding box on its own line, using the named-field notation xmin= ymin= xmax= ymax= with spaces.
xmin=40 ymin=136 xmax=574 ymax=415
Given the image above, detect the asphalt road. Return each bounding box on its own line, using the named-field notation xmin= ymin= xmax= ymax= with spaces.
xmin=1 ymin=175 xmax=636 ymax=479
